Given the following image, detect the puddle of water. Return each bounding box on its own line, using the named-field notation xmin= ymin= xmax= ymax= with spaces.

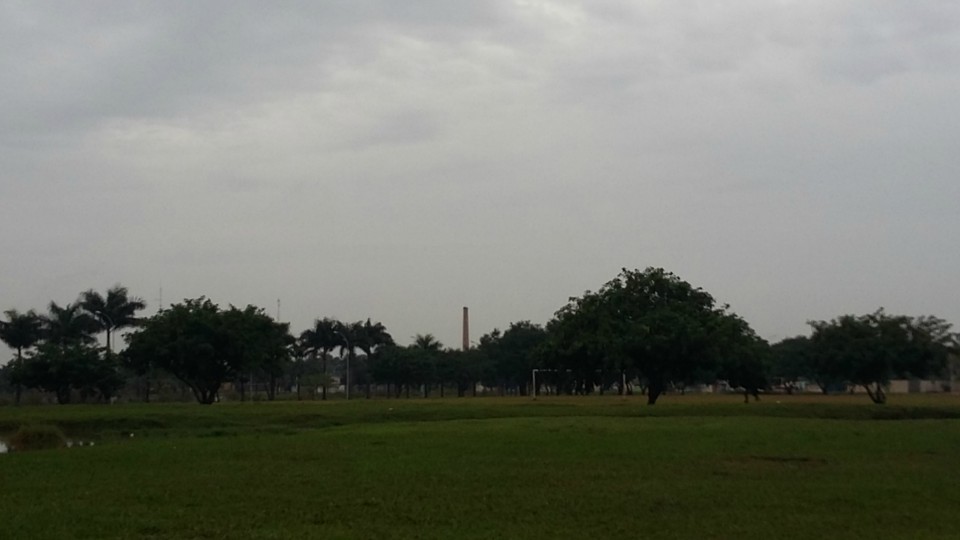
xmin=66 ymin=440 xmax=95 ymax=448
xmin=0 ymin=439 xmax=94 ymax=453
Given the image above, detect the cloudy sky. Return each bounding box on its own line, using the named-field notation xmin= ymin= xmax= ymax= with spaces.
xmin=2 ymin=0 xmax=958 ymax=354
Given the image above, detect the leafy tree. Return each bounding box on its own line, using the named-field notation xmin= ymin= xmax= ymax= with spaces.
xmin=374 ymin=344 xmax=417 ymax=398
xmin=770 ymin=336 xmax=814 ymax=394
xmin=443 ymin=348 xmax=487 ymax=397
xmin=808 ymin=309 xmax=957 ymax=404
xmin=299 ymin=318 xmax=341 ymax=400
xmin=124 ymin=298 xmax=287 ymax=404
xmin=19 ymin=343 xmax=122 ymax=404
xmin=0 ymin=309 xmax=43 ymax=404
xmin=543 ymin=268 xmax=760 ymax=404
xmin=221 ymin=305 xmax=292 ymax=401
xmin=718 ymin=325 xmax=771 ymax=403
xmin=479 ymin=321 xmax=548 ymax=396
xmin=80 ymin=285 xmax=146 ymax=353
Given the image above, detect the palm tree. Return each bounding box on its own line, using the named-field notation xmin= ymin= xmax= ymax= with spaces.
xmin=42 ymin=302 xmax=99 ymax=347
xmin=412 ymin=334 xmax=443 ymax=398
xmin=81 ymin=285 xmax=146 ymax=353
xmin=356 ymin=319 xmax=394 ymax=398
xmin=0 ymin=309 xmax=43 ymax=405
xmin=413 ymin=333 xmax=442 ymax=352
xmin=336 ymin=321 xmax=364 ymax=400
xmin=299 ymin=318 xmax=341 ymax=400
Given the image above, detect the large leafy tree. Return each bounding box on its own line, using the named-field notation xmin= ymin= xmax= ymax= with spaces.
xmin=544 ymin=267 xmax=760 ymax=404
xmin=479 ymin=321 xmax=548 ymax=396
xmin=299 ymin=318 xmax=342 ymax=400
xmin=124 ymin=298 xmax=290 ymax=404
xmin=0 ymin=309 xmax=43 ymax=404
xmin=808 ymin=309 xmax=956 ymax=404
xmin=373 ymin=344 xmax=417 ymax=398
xmin=221 ymin=305 xmax=293 ymax=401
xmin=19 ymin=343 xmax=123 ymax=404
xmin=716 ymin=316 xmax=771 ymax=402
xmin=770 ymin=336 xmax=815 ymax=394
xmin=80 ymin=285 xmax=146 ymax=353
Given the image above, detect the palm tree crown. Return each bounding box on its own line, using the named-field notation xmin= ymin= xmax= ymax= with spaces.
xmin=43 ymin=302 xmax=99 ymax=347
xmin=81 ymin=285 xmax=147 ymax=352
xmin=356 ymin=319 xmax=395 ymax=356
xmin=0 ymin=309 xmax=43 ymax=360
xmin=412 ymin=333 xmax=443 ymax=352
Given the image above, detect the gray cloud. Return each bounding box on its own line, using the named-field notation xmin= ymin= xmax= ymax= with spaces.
xmin=2 ymin=1 xmax=959 ymax=355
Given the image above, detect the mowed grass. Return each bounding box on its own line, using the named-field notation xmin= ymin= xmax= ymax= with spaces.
xmin=1 ymin=395 xmax=960 ymax=539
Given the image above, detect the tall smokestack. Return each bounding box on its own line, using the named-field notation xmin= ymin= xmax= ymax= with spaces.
xmin=462 ymin=306 xmax=469 ymax=351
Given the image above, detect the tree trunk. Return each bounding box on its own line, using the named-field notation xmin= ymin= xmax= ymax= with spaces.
xmin=864 ymin=383 xmax=887 ymax=404
xmin=13 ymin=350 xmax=23 ymax=406
xmin=267 ymin=375 xmax=277 ymax=401
xmin=321 ymin=356 xmax=328 ymax=401
xmin=647 ymin=381 xmax=664 ymax=405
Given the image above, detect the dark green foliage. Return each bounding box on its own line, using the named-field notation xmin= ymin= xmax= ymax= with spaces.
xmin=299 ymin=318 xmax=341 ymax=400
xmin=808 ymin=309 xmax=957 ymax=404
xmin=124 ymin=298 xmax=292 ymax=404
xmin=5 ymin=303 xmax=123 ymax=404
xmin=718 ymin=325 xmax=771 ymax=403
xmin=353 ymin=319 xmax=394 ymax=398
xmin=0 ymin=309 xmax=43 ymax=404
xmin=7 ymin=424 xmax=67 ymax=451
xmin=770 ymin=336 xmax=815 ymax=393
xmin=80 ymin=285 xmax=146 ymax=353
xmin=479 ymin=321 xmax=548 ymax=396
xmin=41 ymin=302 xmax=99 ymax=347
xmin=543 ymin=268 xmax=764 ymax=403
xmin=0 ymin=309 xmax=43 ymax=356
xmin=18 ymin=343 xmax=122 ymax=404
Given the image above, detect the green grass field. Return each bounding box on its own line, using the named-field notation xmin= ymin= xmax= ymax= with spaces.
xmin=1 ymin=395 xmax=959 ymax=539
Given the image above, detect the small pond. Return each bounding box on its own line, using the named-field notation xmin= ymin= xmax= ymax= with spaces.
xmin=0 ymin=439 xmax=94 ymax=453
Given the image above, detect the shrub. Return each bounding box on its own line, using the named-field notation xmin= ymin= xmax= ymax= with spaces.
xmin=8 ymin=424 xmax=67 ymax=451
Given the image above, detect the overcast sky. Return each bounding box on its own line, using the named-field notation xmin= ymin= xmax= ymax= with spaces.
xmin=2 ymin=0 xmax=959 ymax=356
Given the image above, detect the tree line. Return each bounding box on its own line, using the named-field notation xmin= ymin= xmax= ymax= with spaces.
xmin=1 ymin=269 xmax=957 ymax=405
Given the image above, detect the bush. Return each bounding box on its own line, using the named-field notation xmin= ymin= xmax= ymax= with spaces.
xmin=8 ymin=424 xmax=67 ymax=451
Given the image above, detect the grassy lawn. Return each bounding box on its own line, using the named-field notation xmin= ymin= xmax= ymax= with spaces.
xmin=1 ymin=395 xmax=959 ymax=539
